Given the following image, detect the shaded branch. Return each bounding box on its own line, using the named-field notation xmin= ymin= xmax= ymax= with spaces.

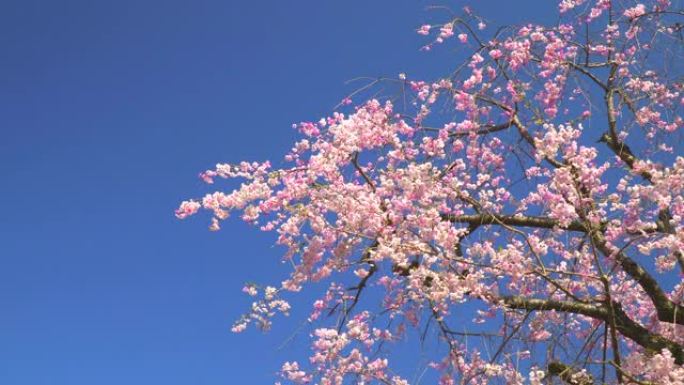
xmin=547 ymin=361 xmax=594 ymax=385
xmin=502 ymin=296 xmax=684 ymax=364
xmin=441 ymin=213 xmax=588 ymax=232
xmin=599 ymin=132 xmax=652 ymax=181
xmin=592 ymin=231 xmax=684 ymax=327
xmin=440 ymin=212 xmax=684 ymax=327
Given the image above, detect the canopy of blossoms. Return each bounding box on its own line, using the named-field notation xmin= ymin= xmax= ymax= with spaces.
xmin=177 ymin=1 xmax=684 ymax=384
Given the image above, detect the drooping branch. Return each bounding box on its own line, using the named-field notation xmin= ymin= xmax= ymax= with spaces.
xmin=338 ymin=240 xmax=379 ymax=330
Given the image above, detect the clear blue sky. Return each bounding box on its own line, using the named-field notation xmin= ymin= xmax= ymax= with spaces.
xmin=0 ymin=1 xmax=556 ymax=384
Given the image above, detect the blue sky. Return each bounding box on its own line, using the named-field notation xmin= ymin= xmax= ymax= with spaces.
xmin=0 ymin=1 xmax=557 ymax=384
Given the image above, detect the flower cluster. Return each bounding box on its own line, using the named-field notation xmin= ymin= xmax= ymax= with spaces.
xmin=231 ymin=285 xmax=291 ymax=333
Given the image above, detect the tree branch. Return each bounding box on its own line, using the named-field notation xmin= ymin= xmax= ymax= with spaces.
xmin=441 ymin=212 xmax=684 ymax=326
xmin=502 ymin=296 xmax=684 ymax=364
xmin=592 ymin=231 xmax=684 ymax=327
xmin=441 ymin=213 xmax=588 ymax=232
xmin=547 ymin=361 xmax=594 ymax=385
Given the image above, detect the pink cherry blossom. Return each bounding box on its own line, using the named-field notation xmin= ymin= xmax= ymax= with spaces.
xmin=416 ymin=24 xmax=431 ymax=35
xmin=624 ymin=4 xmax=647 ymax=19
xmin=175 ymin=200 xmax=200 ymax=219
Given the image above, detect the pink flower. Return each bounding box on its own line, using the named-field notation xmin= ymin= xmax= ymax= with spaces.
xmin=242 ymin=285 xmax=258 ymax=296
xmin=175 ymin=200 xmax=201 ymax=219
xmin=624 ymin=4 xmax=647 ymax=19
xmin=417 ymin=24 xmax=431 ymax=35
xmin=458 ymin=33 xmax=468 ymax=43
xmin=231 ymin=322 xmax=247 ymax=333
xmin=439 ymin=23 xmax=454 ymax=40
xmin=489 ymin=49 xmax=503 ymax=59
xmin=559 ymin=0 xmax=585 ymax=13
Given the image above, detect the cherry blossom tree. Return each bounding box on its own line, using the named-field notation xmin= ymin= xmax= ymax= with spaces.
xmin=177 ymin=1 xmax=684 ymax=383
